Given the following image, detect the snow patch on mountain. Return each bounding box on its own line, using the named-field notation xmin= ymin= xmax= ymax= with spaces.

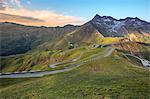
xmin=109 ymin=21 xmax=125 ymax=33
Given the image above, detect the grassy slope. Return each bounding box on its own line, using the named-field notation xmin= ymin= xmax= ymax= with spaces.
xmin=1 ymin=47 xmax=88 ymax=72
xmin=0 ymin=22 xmax=78 ymax=56
xmin=97 ymin=37 xmax=123 ymax=45
xmin=0 ymin=51 xmax=149 ymax=99
xmin=127 ymin=33 xmax=150 ymax=44
xmin=1 ymin=47 xmax=106 ymax=72
xmin=0 ymin=30 xmax=124 ymax=72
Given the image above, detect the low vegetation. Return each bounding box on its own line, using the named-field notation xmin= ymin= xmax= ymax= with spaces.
xmin=0 ymin=51 xmax=149 ymax=98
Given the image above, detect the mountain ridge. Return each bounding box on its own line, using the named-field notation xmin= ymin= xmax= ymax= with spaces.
xmin=0 ymin=22 xmax=79 ymax=56
xmin=1 ymin=14 xmax=150 ymax=27
xmin=93 ymin=14 xmax=150 ymax=23
xmin=91 ymin=14 xmax=150 ymax=37
xmin=0 ymin=14 xmax=150 ymax=56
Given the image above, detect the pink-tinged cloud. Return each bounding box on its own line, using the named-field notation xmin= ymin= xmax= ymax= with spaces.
xmin=0 ymin=8 xmax=85 ymax=26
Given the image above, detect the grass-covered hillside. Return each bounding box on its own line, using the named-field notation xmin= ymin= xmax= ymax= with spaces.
xmin=1 ymin=33 xmax=123 ymax=73
xmin=1 ymin=47 xmax=85 ymax=72
xmin=0 ymin=22 xmax=78 ymax=56
xmin=0 ymin=50 xmax=149 ymax=98
xmin=1 ymin=46 xmax=106 ymax=73
xmin=127 ymin=33 xmax=150 ymax=44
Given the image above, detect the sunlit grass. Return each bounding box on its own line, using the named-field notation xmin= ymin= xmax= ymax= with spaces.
xmin=0 ymin=51 xmax=149 ymax=98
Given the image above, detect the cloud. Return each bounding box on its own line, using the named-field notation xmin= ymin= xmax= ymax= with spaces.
xmin=0 ymin=0 xmax=22 ymax=9
xmin=0 ymin=0 xmax=85 ymax=26
xmin=0 ymin=8 xmax=85 ymax=26
xmin=0 ymin=13 xmax=44 ymax=23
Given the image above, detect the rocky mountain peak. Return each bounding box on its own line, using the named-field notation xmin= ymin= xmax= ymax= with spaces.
xmin=92 ymin=14 xmax=117 ymax=21
xmin=90 ymin=14 xmax=150 ymax=37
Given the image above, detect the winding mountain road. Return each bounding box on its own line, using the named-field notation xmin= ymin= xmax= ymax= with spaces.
xmin=49 ymin=47 xmax=111 ymax=68
xmin=0 ymin=47 xmax=114 ymax=78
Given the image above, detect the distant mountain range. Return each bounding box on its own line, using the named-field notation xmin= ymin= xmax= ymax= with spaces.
xmin=0 ymin=14 xmax=150 ymax=56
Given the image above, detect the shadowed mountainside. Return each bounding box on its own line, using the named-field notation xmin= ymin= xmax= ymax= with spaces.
xmin=0 ymin=22 xmax=79 ymax=56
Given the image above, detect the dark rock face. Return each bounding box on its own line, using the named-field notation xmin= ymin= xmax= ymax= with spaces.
xmin=91 ymin=14 xmax=150 ymax=37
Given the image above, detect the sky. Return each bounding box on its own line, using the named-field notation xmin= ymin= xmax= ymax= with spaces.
xmin=0 ymin=0 xmax=149 ymax=26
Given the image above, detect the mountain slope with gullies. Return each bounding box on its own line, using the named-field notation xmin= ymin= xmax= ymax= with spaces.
xmin=0 ymin=22 xmax=79 ymax=56
xmin=52 ymin=22 xmax=104 ymax=49
xmin=26 ymin=21 xmax=103 ymax=52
